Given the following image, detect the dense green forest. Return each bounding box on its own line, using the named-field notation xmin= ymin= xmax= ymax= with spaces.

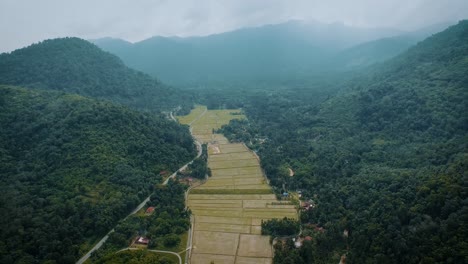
xmin=0 ymin=38 xmax=193 ymax=113
xmin=92 ymin=180 xmax=189 ymax=263
xmin=261 ymin=218 xmax=301 ymax=237
xmin=0 ymin=9 xmax=465 ymax=264
xmin=94 ymin=250 xmax=176 ymax=264
xmin=186 ymin=144 xmax=211 ymax=179
xmin=0 ymin=86 xmax=196 ymax=263
xmin=93 ymin=250 xmax=179 ymax=264
xmin=217 ymin=21 xmax=468 ymax=263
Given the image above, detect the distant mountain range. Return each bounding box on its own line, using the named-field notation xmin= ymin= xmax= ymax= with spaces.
xmin=92 ymin=20 xmax=454 ymax=87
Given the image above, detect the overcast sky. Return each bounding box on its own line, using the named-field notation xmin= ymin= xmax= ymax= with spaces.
xmin=1 ymin=0 xmax=467 ymax=52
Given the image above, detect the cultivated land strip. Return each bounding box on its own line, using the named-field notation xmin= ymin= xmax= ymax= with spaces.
xmin=177 ymin=106 xmax=297 ymax=264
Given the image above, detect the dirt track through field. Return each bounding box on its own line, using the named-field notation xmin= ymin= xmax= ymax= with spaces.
xmin=178 ymin=106 xmax=297 ymax=264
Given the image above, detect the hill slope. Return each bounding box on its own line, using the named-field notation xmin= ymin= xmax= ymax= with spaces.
xmin=93 ymin=21 xmax=453 ymax=87
xmin=92 ymin=20 xmax=405 ymax=86
xmin=0 ymin=37 xmax=191 ymax=112
xmin=0 ymin=85 xmax=196 ymax=263
xmin=329 ymin=21 xmax=455 ymax=69
xmin=220 ymin=20 xmax=468 ymax=263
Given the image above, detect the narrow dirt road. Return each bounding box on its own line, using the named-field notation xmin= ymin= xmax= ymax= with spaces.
xmin=76 ymin=114 xmax=203 ymax=264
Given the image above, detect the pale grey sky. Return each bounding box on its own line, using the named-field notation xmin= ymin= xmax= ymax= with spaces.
xmin=0 ymin=0 xmax=467 ymax=52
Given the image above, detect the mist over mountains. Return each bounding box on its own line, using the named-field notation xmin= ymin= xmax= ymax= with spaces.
xmin=0 ymin=4 xmax=466 ymax=262
xmin=92 ymin=20 xmax=453 ymax=87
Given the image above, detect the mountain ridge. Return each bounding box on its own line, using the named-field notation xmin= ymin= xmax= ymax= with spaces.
xmin=91 ymin=20 xmax=455 ymax=87
xmin=91 ymin=20 xmax=418 ymax=86
xmin=0 ymin=37 xmax=192 ymax=112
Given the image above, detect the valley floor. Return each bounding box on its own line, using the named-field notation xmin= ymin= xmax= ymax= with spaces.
xmin=178 ymin=106 xmax=297 ymax=264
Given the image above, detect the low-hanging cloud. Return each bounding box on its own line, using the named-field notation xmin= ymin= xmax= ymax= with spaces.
xmin=1 ymin=0 xmax=467 ymax=52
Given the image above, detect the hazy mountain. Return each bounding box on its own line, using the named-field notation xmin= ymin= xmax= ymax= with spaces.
xmin=0 ymin=37 xmax=191 ymax=112
xmin=92 ymin=20 xmax=405 ymax=86
xmin=91 ymin=37 xmax=133 ymax=51
xmin=329 ymin=21 xmax=455 ymax=69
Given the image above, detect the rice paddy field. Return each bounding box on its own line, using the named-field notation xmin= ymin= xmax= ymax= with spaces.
xmin=178 ymin=105 xmax=246 ymax=144
xmin=177 ymin=107 xmax=297 ymax=264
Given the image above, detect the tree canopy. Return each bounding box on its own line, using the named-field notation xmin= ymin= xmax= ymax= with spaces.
xmin=0 ymin=37 xmax=193 ymax=113
xmin=0 ymin=85 xmax=196 ymax=263
xmin=217 ymin=20 xmax=468 ymax=263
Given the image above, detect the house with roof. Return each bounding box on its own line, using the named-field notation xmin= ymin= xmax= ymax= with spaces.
xmin=145 ymin=206 xmax=155 ymax=215
xmin=135 ymin=236 xmax=149 ymax=245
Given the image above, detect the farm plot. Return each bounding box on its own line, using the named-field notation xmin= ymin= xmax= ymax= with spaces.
xmin=176 ymin=105 xmax=207 ymax=125
xmin=178 ymin=107 xmax=246 ymax=144
xmin=178 ymin=107 xmax=297 ymax=264
xmin=209 ymin=159 xmax=259 ymax=169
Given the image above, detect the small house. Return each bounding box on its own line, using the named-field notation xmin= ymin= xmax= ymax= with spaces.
xmin=145 ymin=207 xmax=155 ymax=214
xmin=136 ymin=236 xmax=149 ymax=245
xmin=294 ymin=239 xmax=302 ymax=248
xmin=301 ymin=201 xmax=311 ymax=210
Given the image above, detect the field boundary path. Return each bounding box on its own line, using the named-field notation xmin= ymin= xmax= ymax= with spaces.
xmin=177 ymin=106 xmax=298 ymax=264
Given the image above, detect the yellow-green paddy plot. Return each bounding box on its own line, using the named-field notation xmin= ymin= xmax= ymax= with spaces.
xmin=177 ymin=106 xmax=246 ymax=144
xmin=176 ymin=105 xmax=207 ymax=125
xmin=178 ymin=106 xmax=298 ymax=264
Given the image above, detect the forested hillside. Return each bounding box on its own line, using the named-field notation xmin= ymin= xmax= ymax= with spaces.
xmin=219 ymin=20 xmax=468 ymax=263
xmin=0 ymin=86 xmax=196 ymax=263
xmin=92 ymin=20 xmax=407 ymax=86
xmin=328 ymin=21 xmax=454 ymax=70
xmin=93 ymin=21 xmax=451 ymax=88
xmin=0 ymin=38 xmax=192 ymax=112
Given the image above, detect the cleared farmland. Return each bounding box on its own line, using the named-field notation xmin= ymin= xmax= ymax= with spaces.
xmin=177 ymin=107 xmax=297 ymax=264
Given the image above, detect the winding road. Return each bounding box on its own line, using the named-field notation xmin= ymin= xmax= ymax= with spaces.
xmin=76 ymin=111 xmax=202 ymax=264
xmin=117 ymin=248 xmax=182 ymax=264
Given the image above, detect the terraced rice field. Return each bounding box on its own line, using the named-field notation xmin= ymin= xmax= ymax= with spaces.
xmin=178 ymin=107 xmax=297 ymax=264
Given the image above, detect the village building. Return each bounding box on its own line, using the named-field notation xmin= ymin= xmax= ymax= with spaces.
xmin=343 ymin=229 xmax=349 ymax=238
xmin=301 ymin=201 xmax=311 ymax=210
xmin=294 ymin=236 xmax=313 ymax=248
xmin=135 ymin=236 xmax=149 ymax=245
xmin=178 ymin=176 xmax=194 ymax=186
xmin=145 ymin=206 xmax=155 ymax=214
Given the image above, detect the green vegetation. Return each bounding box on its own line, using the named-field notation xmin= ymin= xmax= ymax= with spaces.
xmin=187 ymin=144 xmax=210 ymax=179
xmin=95 ymin=249 xmax=177 ymax=264
xmin=0 ymin=37 xmax=193 ymax=113
xmin=216 ymin=21 xmax=468 ymax=263
xmin=261 ymin=218 xmax=300 ymax=237
xmin=146 ymin=181 xmax=190 ymax=248
xmin=0 ymin=86 xmax=195 ymax=263
xmin=92 ymin=180 xmax=189 ymax=260
xmin=273 ymin=239 xmax=314 ymax=264
xmin=0 ymin=13 xmax=464 ymax=264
